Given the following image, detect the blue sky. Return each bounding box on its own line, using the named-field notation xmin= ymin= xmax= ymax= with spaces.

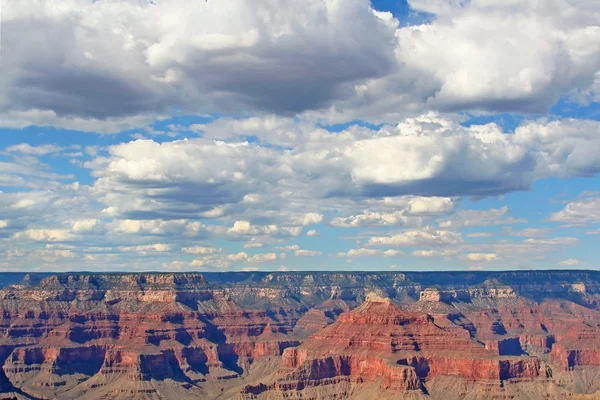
xmin=1 ymin=0 xmax=599 ymax=272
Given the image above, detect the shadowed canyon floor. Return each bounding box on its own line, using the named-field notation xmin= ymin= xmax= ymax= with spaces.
xmin=0 ymin=271 xmax=598 ymax=399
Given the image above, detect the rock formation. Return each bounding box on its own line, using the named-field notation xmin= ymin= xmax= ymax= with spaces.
xmin=0 ymin=271 xmax=597 ymax=399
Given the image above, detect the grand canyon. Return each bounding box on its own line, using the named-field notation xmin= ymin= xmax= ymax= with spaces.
xmin=0 ymin=271 xmax=597 ymax=399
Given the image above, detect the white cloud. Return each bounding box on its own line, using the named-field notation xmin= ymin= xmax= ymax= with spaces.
xmin=523 ymin=237 xmax=580 ymax=246
xmin=338 ymin=248 xmax=380 ymax=258
xmin=228 ymin=221 xmax=253 ymax=235
xmin=468 ymin=266 xmax=485 ymax=271
xmin=326 ymin=0 xmax=600 ymax=122
xmin=368 ymin=228 xmax=462 ymax=247
xmin=85 ymin=116 xmax=600 ymax=235
xmin=114 ymin=219 xmax=203 ymax=236
xmin=122 ymin=243 xmax=172 ymax=254
xmin=14 ymin=229 xmax=74 ymax=242
xmin=5 ymin=143 xmax=63 ymax=155
xmin=227 ymin=252 xmax=249 ymax=262
xmin=182 ymin=246 xmax=221 ymax=255
xmin=276 ymin=245 xmax=301 ymax=252
xmin=247 ymin=253 xmax=278 ymax=264
xmin=464 ymin=253 xmax=500 ymax=262
xmin=407 ymin=197 xmax=457 ymax=215
xmin=466 ymin=232 xmax=492 ymax=238
xmin=301 ymin=213 xmax=323 ymax=226
xmin=4 ymin=0 xmax=599 ymax=128
xmin=456 ymin=236 xmax=581 ymax=264
xmin=50 ymin=249 xmax=76 ymax=258
xmin=330 ymin=211 xmax=418 ymax=228
xmin=347 ymin=116 xmax=600 ymax=197
xmin=330 ymin=196 xmax=454 ymax=228
xmin=224 ymin=251 xmax=280 ymax=264
xmin=227 ymin=221 xmax=303 ymax=239
xmin=560 ymin=259 xmax=580 ymax=266
xmin=243 ymin=241 xmax=267 ymax=249
xmin=294 ymin=249 xmax=322 ymax=257
xmin=71 ymin=219 xmax=100 ymax=233
xmin=1 ymin=0 xmax=398 ymax=129
xmin=506 ymin=228 xmax=550 ymax=238
xmin=383 ymin=249 xmax=405 ymax=258
xmin=306 ymin=229 xmax=319 ymax=237
xmin=550 ymin=194 xmax=600 ymax=225
xmin=412 ymin=249 xmax=457 ymax=257
xmin=438 ymin=206 xmax=526 ymax=229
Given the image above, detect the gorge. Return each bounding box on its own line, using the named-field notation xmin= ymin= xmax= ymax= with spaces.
xmin=0 ymin=271 xmax=598 ymax=399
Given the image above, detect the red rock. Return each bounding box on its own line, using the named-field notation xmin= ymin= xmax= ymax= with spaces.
xmin=0 ymin=272 xmax=598 ymax=398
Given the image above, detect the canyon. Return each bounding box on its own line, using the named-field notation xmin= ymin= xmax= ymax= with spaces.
xmin=0 ymin=271 xmax=597 ymax=399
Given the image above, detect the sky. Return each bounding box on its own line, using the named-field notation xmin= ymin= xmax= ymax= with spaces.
xmin=0 ymin=0 xmax=599 ymax=273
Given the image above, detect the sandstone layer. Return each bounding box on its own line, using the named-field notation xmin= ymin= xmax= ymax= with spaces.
xmin=0 ymin=271 xmax=597 ymax=399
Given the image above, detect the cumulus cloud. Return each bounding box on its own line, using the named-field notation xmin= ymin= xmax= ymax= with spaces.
xmin=412 ymin=249 xmax=457 ymax=257
xmin=458 ymin=237 xmax=581 ymax=263
xmin=4 ymin=143 xmax=63 ymax=155
xmin=112 ymin=219 xmax=211 ymax=238
xmin=522 ymin=237 xmax=580 ymax=246
xmin=243 ymin=240 xmax=267 ymax=249
xmin=122 ymin=243 xmax=172 ymax=254
xmin=438 ymin=206 xmax=526 ymax=229
xmin=334 ymin=248 xmax=403 ymax=262
xmin=86 ymin=116 xmax=600 ymax=231
xmin=330 ymin=211 xmax=417 ymax=228
xmin=368 ymin=228 xmax=462 ymax=247
xmin=226 ymin=222 xmax=303 ymax=239
xmin=464 ymin=253 xmax=500 ymax=262
xmin=3 ymin=0 xmax=599 ymax=129
xmin=182 ymin=246 xmax=221 ymax=255
xmin=14 ymin=229 xmax=74 ymax=242
xmin=227 ymin=252 xmax=249 ymax=262
xmin=383 ymin=249 xmax=405 ymax=258
xmin=327 ymin=0 xmax=600 ymax=122
xmin=246 ymin=253 xmax=278 ymax=264
xmin=276 ymin=245 xmax=301 ymax=252
xmin=338 ymin=248 xmax=380 ymax=258
xmin=71 ymin=219 xmax=101 ymax=233
xmin=3 ymin=111 xmax=600 ymax=271
xmin=466 ymin=232 xmax=492 ymax=238
xmin=1 ymin=0 xmax=398 ymax=130
xmin=505 ymin=228 xmax=551 ymax=238
xmin=559 ymin=259 xmax=580 ymax=266
xmin=468 ymin=266 xmax=485 ymax=271
xmin=550 ymin=194 xmax=600 ymax=225
xmin=346 ymin=116 xmax=600 ymax=197
xmin=294 ymin=249 xmax=322 ymax=257
xmin=330 ymin=196 xmax=455 ymax=228
xmin=301 ymin=213 xmax=324 ymax=226
xmin=219 ymin=251 xmax=280 ymax=265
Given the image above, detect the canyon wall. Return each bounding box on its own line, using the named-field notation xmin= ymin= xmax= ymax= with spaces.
xmin=0 ymin=271 xmax=597 ymax=399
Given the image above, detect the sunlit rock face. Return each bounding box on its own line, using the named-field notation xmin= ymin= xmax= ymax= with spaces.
xmin=0 ymin=271 xmax=598 ymax=399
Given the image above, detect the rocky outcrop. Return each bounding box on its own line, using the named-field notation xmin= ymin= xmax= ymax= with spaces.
xmin=419 ymin=287 xmax=517 ymax=302
xmin=248 ymin=293 xmax=555 ymax=397
xmin=551 ymin=326 xmax=600 ymax=370
xmin=0 ymin=271 xmax=597 ymax=399
xmin=551 ymin=345 xmax=600 ymax=370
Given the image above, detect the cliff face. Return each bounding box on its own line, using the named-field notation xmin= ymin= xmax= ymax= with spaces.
xmin=0 ymin=271 xmax=597 ymax=399
xmin=245 ymin=293 xmax=549 ymax=398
